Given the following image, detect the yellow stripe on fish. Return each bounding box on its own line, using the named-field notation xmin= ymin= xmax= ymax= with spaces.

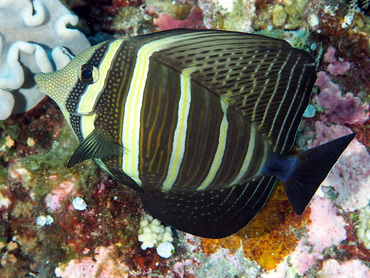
xmin=162 ymin=67 xmax=193 ymax=190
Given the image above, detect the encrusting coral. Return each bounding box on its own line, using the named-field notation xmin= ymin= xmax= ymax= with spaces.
xmin=0 ymin=0 xmax=90 ymax=120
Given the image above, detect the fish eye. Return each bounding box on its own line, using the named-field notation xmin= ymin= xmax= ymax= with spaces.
xmin=79 ymin=65 xmax=99 ymax=84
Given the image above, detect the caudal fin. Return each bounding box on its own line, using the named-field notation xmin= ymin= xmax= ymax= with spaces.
xmin=284 ymin=133 xmax=357 ymax=215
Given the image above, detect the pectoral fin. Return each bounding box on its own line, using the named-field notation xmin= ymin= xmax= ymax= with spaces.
xmin=67 ymin=129 xmax=123 ymax=168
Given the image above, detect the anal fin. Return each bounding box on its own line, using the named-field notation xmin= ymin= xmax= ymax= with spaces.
xmin=140 ymin=176 xmax=277 ymax=238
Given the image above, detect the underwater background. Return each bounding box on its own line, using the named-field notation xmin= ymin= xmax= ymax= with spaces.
xmin=1 ymin=0 xmax=370 ymax=277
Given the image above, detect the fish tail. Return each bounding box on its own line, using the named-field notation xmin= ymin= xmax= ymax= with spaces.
xmin=280 ymin=133 xmax=356 ymax=215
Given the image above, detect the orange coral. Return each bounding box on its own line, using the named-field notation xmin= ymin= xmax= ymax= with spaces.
xmin=200 ymin=182 xmax=311 ymax=270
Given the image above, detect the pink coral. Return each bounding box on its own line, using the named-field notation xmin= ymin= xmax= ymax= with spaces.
xmin=307 ymin=197 xmax=346 ymax=252
xmin=290 ymin=240 xmax=323 ymax=275
xmin=55 ymin=245 xmax=129 ymax=278
xmin=337 ymin=260 xmax=370 ymax=277
xmin=314 ymin=71 xmax=368 ymax=124
xmin=45 ymin=179 xmax=74 ymax=212
xmin=307 ymin=120 xmax=352 ymax=147
xmin=263 ymin=240 xmax=323 ymax=277
xmin=323 ymin=46 xmax=351 ymax=75
xmin=153 ymin=6 xmax=206 ymax=30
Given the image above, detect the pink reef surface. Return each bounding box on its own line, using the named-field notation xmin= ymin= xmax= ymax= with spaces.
xmin=153 ymin=6 xmax=206 ymax=30
xmin=314 ymin=71 xmax=368 ymax=125
xmin=45 ymin=178 xmax=74 ymax=212
xmin=55 ymin=245 xmax=129 ymax=278
xmin=307 ymin=197 xmax=347 ymax=253
xmin=323 ymin=46 xmax=351 ymax=75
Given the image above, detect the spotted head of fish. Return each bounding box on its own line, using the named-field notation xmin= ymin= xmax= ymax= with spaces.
xmin=34 ymin=43 xmax=102 ymax=119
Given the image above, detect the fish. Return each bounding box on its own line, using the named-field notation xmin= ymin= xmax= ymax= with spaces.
xmin=35 ymin=29 xmax=356 ymax=238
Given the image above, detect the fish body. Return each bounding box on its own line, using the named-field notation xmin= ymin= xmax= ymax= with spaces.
xmin=35 ymin=29 xmax=355 ymax=238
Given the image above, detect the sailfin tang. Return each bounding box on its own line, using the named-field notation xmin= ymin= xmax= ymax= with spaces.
xmin=67 ymin=129 xmax=123 ymax=168
xmin=140 ymin=176 xmax=277 ymax=238
xmin=283 ymin=133 xmax=357 ymax=215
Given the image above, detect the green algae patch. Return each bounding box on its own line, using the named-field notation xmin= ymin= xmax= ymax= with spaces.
xmin=284 ymin=0 xmax=309 ymax=29
xmin=224 ymin=0 xmax=255 ymax=31
xmin=20 ymin=119 xmax=99 ymax=200
xmin=0 ymin=121 xmax=19 ymax=142
xmin=22 ymin=120 xmax=77 ymax=173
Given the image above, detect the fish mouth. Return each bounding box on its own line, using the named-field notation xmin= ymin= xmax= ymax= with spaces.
xmin=34 ymin=71 xmax=65 ymax=96
xmin=34 ymin=72 xmax=46 ymax=94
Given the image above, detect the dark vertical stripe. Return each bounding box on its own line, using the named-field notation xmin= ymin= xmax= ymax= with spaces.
xmin=69 ymin=114 xmax=83 ymax=142
xmin=209 ymin=108 xmax=249 ymax=187
xmin=173 ymin=82 xmax=223 ymax=191
xmin=139 ymin=61 xmax=180 ymax=185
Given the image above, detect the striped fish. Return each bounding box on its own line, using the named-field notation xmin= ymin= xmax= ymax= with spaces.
xmin=35 ymin=29 xmax=355 ymax=238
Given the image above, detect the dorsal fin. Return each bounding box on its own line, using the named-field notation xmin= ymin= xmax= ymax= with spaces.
xmin=133 ymin=29 xmax=317 ymax=154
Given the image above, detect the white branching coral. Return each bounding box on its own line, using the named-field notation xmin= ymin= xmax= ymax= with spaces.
xmin=0 ymin=0 xmax=90 ymax=120
xmin=138 ymin=214 xmax=173 ymax=252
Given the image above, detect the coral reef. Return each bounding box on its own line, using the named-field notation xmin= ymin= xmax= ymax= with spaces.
xmin=0 ymin=0 xmax=90 ymax=120
xmin=0 ymin=106 xmax=184 ymax=276
xmin=317 ymin=259 xmax=370 ymax=278
xmin=323 ymin=46 xmax=351 ymax=75
xmin=306 ymin=197 xmax=346 ymax=253
xmin=1 ymin=0 xmax=370 ymax=277
xmin=313 ymin=45 xmax=368 ymax=126
xmin=309 ymin=122 xmax=370 ymax=212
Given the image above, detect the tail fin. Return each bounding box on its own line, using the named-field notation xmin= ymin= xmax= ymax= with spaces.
xmin=284 ymin=133 xmax=357 ymax=215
